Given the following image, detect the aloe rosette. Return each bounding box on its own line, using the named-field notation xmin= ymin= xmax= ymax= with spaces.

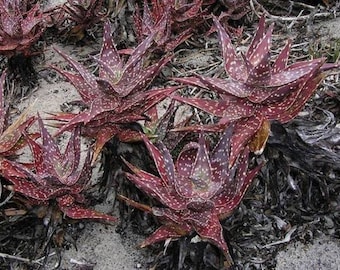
xmin=2 ymin=116 xmax=116 ymax=222
xmin=0 ymin=0 xmax=46 ymax=57
xmin=173 ymin=15 xmax=339 ymax=165
xmin=49 ymin=21 xmax=177 ymax=162
xmin=120 ymin=126 xmax=262 ymax=263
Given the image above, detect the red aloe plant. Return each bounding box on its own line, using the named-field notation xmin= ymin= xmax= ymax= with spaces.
xmin=1 ymin=115 xmax=116 ymax=222
xmin=173 ymin=15 xmax=339 ymax=165
xmin=49 ymin=21 xmax=177 ymax=162
xmin=134 ymin=0 xmax=192 ymax=52
xmin=159 ymin=0 xmax=213 ymax=31
xmin=216 ymin=0 xmax=250 ymax=36
xmin=134 ymin=0 xmax=216 ymax=47
xmin=120 ymin=126 xmax=262 ymax=263
xmin=0 ymin=0 xmax=46 ymax=57
xmin=56 ymin=0 xmax=106 ymax=40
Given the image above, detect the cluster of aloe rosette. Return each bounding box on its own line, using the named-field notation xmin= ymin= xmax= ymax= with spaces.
xmin=0 ymin=0 xmax=338 ymax=267
xmin=115 ymin=14 xmax=337 ymax=264
xmin=0 ymin=0 xmax=106 ymax=65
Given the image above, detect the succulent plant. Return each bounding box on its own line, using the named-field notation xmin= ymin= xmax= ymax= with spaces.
xmin=1 ymin=115 xmax=116 ymax=222
xmin=133 ymin=0 xmax=192 ymax=52
xmin=49 ymin=21 xmax=177 ymax=162
xmin=56 ymin=0 xmax=106 ymax=41
xmin=160 ymin=0 xmax=213 ymax=31
xmin=0 ymin=0 xmax=46 ymax=57
xmin=120 ymin=126 xmax=262 ymax=264
xmin=209 ymin=0 xmax=250 ymax=37
xmin=173 ymin=15 xmax=339 ymax=165
xmin=0 ymin=0 xmax=47 ymax=88
xmin=137 ymin=0 xmax=215 ymax=41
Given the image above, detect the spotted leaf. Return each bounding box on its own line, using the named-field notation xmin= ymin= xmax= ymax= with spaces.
xmin=140 ymin=225 xmax=186 ymax=248
xmin=213 ymin=15 xmax=246 ymax=80
xmin=57 ymin=195 xmax=116 ymax=222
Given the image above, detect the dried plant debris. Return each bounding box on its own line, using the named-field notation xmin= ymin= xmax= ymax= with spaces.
xmin=0 ymin=207 xmax=88 ymax=269
xmin=254 ymin=0 xmax=336 ymax=17
xmin=293 ymin=108 xmax=340 ymax=155
xmin=224 ymin=121 xmax=340 ymax=268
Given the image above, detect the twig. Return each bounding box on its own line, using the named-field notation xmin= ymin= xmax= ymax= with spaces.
xmin=70 ymin=258 xmax=96 ymax=267
xmin=292 ymin=1 xmax=319 ymax=10
xmin=0 ymin=252 xmax=43 ymax=266
xmin=0 ymin=190 xmax=14 ymax=207
xmin=287 ymin=10 xmax=304 ymax=29
xmin=261 ymin=226 xmax=297 ymax=248
xmin=117 ymin=194 xmax=152 ymax=213
xmin=250 ymin=0 xmax=332 ymax=22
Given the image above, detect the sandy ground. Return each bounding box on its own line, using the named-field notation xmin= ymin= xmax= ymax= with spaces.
xmin=276 ymin=235 xmax=340 ymax=270
xmin=11 ymin=4 xmax=340 ymax=269
xmin=57 ymin=223 xmax=147 ymax=269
